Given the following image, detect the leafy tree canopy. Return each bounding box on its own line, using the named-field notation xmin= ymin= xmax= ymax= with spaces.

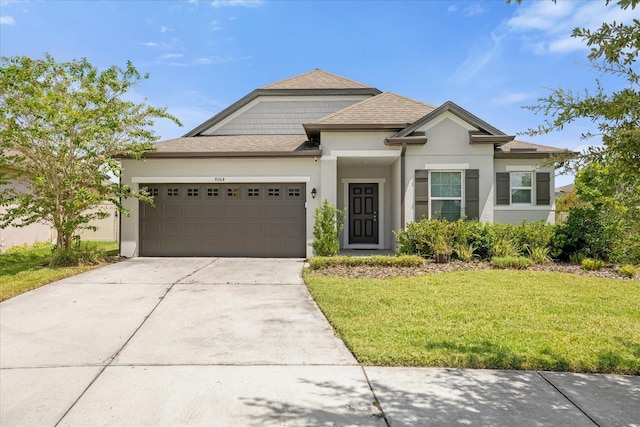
xmin=0 ymin=54 xmax=181 ymax=251
xmin=522 ymin=0 xmax=639 ymax=193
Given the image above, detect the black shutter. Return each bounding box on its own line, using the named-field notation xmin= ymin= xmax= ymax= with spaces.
xmin=496 ymin=172 xmax=510 ymax=205
xmin=464 ymin=169 xmax=479 ymax=220
xmin=536 ymin=172 xmax=551 ymax=205
xmin=415 ymin=170 xmax=429 ymax=221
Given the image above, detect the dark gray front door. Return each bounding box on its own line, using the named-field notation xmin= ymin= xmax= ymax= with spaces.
xmin=139 ymin=183 xmax=305 ymax=257
xmin=349 ymin=183 xmax=378 ymax=244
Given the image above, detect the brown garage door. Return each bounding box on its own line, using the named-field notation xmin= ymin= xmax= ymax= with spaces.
xmin=139 ymin=183 xmax=306 ymax=257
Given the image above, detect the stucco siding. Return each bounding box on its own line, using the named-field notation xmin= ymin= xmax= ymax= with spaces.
xmin=120 ymin=157 xmax=321 ymax=258
xmin=493 ymin=158 xmax=556 ymax=224
xmin=403 ymin=115 xmax=495 ymax=223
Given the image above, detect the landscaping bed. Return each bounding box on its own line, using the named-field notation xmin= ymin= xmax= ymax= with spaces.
xmin=306 ymin=259 xmax=635 ymax=280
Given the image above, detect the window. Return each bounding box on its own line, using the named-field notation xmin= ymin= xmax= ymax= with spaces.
xmin=167 ymin=188 xmax=179 ymax=197
xmin=207 ymin=188 xmax=219 ymax=197
xmin=430 ymin=171 xmax=462 ymax=221
xmin=510 ymin=172 xmax=532 ymax=204
xmin=496 ymin=171 xmax=550 ymax=206
xmin=187 ymin=188 xmax=199 ymax=197
xmin=247 ymin=187 xmax=260 ymax=197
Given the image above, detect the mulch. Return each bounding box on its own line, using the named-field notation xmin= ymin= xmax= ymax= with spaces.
xmin=307 ymin=260 xmax=638 ymax=281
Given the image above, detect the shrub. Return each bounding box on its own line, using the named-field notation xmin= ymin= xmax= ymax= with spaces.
xmin=311 ymin=200 xmax=345 ymax=257
xmin=453 ymin=243 xmax=476 ymax=262
xmin=490 ymin=256 xmax=533 ymax=269
xmin=491 ymin=238 xmax=521 ymax=258
xmin=308 ymin=255 xmax=424 ymax=270
xmin=581 ymin=258 xmax=605 ymax=271
xmin=527 ymin=245 xmax=552 ymax=264
xmin=619 ymin=265 xmax=637 ymax=278
xmin=569 ymin=252 xmax=586 ymax=264
xmin=49 ymin=241 xmax=104 ymax=267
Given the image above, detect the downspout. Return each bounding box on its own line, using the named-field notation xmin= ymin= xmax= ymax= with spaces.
xmin=400 ymin=142 xmax=407 ymax=229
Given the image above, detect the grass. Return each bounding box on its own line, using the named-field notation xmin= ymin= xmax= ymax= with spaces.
xmin=305 ymin=270 xmax=640 ymax=374
xmin=0 ymin=241 xmax=119 ymax=302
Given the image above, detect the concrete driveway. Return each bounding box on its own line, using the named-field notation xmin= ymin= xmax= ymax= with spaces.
xmin=1 ymin=258 xmax=639 ymax=426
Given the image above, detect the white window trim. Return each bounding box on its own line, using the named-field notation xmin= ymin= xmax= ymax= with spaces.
xmin=429 ymin=170 xmax=464 ymax=220
xmin=510 ymin=171 xmax=533 ymax=205
xmin=341 ymin=178 xmax=385 ymax=250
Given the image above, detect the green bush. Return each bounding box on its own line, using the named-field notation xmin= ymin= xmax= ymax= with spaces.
xmin=569 ymin=252 xmax=586 ymax=264
xmin=581 ymin=258 xmax=605 ymax=271
xmin=619 ymin=265 xmax=637 ymax=278
xmin=527 ymin=245 xmax=552 ymax=264
xmin=308 ymin=255 xmax=424 ymax=270
xmin=396 ymin=219 xmax=559 ymax=262
xmin=49 ymin=241 xmax=105 ymax=267
xmin=453 ymin=243 xmax=476 ymax=262
xmin=491 ymin=238 xmax=522 ymax=258
xmin=490 ymin=256 xmax=533 ymax=269
xmin=311 ymin=200 xmax=345 ymax=257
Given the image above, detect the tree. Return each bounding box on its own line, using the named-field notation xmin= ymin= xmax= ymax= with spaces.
xmin=0 ymin=54 xmax=181 ymax=254
xmin=522 ymin=0 xmax=639 ymax=207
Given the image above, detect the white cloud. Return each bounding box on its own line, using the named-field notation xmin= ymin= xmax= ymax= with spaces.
xmin=211 ymin=0 xmax=264 ymax=8
xmin=161 ymin=53 xmax=183 ymax=59
xmin=160 ymin=26 xmax=169 ymax=33
xmin=447 ymin=5 xmax=457 ymax=13
xmin=141 ymin=41 xmax=172 ymax=48
xmin=464 ymin=4 xmax=484 ymax=17
xmin=0 ymin=15 xmax=15 ymax=25
xmin=506 ymin=1 xmax=638 ymax=56
xmin=211 ymin=20 xmax=220 ymax=31
xmin=449 ymin=31 xmax=504 ymax=84
xmin=492 ymin=91 xmax=532 ymax=105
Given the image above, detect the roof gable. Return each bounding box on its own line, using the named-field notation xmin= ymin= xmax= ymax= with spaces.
xmin=394 ymin=101 xmax=506 ymax=137
xmin=304 ymin=92 xmax=436 ymax=132
xmin=260 ymin=69 xmax=374 ymax=90
xmin=183 ymin=70 xmax=380 ymax=137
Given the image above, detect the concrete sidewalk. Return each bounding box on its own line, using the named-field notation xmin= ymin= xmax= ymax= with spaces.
xmin=1 ymin=258 xmax=638 ymax=426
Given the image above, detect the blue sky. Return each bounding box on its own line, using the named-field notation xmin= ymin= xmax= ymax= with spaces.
xmin=1 ymin=0 xmax=636 ymax=186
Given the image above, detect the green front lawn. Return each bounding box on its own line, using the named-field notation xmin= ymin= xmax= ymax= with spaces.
xmin=305 ymin=270 xmax=640 ymax=374
xmin=0 ymin=241 xmax=119 ymax=302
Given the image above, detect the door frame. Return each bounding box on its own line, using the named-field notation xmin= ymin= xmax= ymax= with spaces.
xmin=341 ymin=178 xmax=385 ymax=249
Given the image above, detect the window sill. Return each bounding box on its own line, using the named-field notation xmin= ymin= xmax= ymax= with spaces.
xmin=494 ymin=205 xmax=553 ymax=211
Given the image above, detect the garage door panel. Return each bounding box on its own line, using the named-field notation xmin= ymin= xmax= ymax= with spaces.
xmin=184 ymin=204 xmax=202 ymax=218
xmin=203 ymin=204 xmax=222 ymax=217
xmin=244 ymin=204 xmax=264 ymax=218
xmin=265 ymin=223 xmax=285 ymax=237
xmin=163 ymin=222 xmax=183 ymax=237
xmin=163 ymin=203 xmax=182 ymax=219
xmin=140 ymin=183 xmax=305 ymax=257
xmin=223 ymin=204 xmax=242 ymax=218
xmin=244 ymin=223 xmax=264 ymax=237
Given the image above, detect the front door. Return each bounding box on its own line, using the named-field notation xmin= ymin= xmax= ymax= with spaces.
xmin=349 ymin=183 xmax=378 ymax=244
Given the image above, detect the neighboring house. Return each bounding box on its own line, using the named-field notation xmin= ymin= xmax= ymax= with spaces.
xmin=119 ymin=69 xmax=567 ymax=258
xmin=0 ymin=175 xmax=119 ymax=251
xmin=555 ymin=183 xmax=575 ymax=197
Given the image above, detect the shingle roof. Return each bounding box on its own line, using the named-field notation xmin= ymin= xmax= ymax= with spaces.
xmin=260 ymin=69 xmax=374 ymax=90
xmin=498 ymin=139 xmax=566 ymax=154
xmin=308 ymin=92 xmax=436 ymax=128
xmin=144 ymin=134 xmax=317 ymax=158
xmin=495 ymin=139 xmax=570 ymax=158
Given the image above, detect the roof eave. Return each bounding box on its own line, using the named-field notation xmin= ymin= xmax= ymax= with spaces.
xmin=494 ymin=152 xmax=554 ymax=159
xmin=140 ymin=150 xmax=322 ymax=159
xmin=470 ymin=133 xmax=515 ymax=145
xmin=384 ymin=136 xmax=428 ymax=145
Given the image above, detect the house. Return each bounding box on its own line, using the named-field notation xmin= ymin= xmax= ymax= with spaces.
xmin=119 ymin=69 xmax=566 ymax=258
